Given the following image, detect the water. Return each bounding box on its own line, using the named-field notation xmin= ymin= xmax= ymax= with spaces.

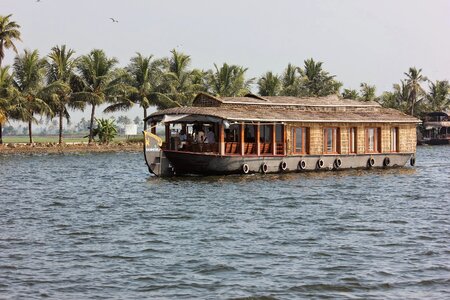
xmin=0 ymin=146 xmax=449 ymax=300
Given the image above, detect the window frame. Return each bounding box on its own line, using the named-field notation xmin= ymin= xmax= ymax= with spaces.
xmin=323 ymin=127 xmax=340 ymax=154
xmin=365 ymin=127 xmax=381 ymax=153
xmin=390 ymin=127 xmax=399 ymax=152
xmin=349 ymin=127 xmax=357 ymax=154
xmin=292 ymin=127 xmax=308 ymax=154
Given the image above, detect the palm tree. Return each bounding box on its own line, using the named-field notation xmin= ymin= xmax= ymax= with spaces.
xmin=379 ymin=81 xmax=410 ymax=112
xmin=359 ymin=82 xmax=376 ymax=101
xmin=207 ymin=63 xmax=252 ymax=97
xmin=404 ymin=67 xmax=427 ymax=116
xmin=10 ymin=49 xmax=51 ymax=143
xmin=426 ymin=80 xmax=450 ymax=112
xmin=280 ymin=63 xmax=301 ymax=96
xmin=104 ymin=53 xmax=174 ymax=129
xmin=72 ymin=49 xmax=118 ymax=143
xmin=258 ymin=71 xmax=281 ymax=96
xmin=0 ymin=14 xmax=22 ymax=69
xmin=41 ymin=45 xmax=80 ymax=144
xmin=161 ymin=49 xmax=199 ymax=106
xmin=300 ymin=58 xmax=341 ymax=97
xmin=0 ymin=65 xmax=14 ymax=144
xmin=342 ymin=88 xmax=358 ymax=99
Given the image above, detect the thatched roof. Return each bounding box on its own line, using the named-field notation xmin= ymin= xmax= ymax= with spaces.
xmin=192 ymin=93 xmax=380 ymax=108
xmin=147 ymin=93 xmax=420 ymax=124
xmin=148 ymin=106 xmax=419 ymax=124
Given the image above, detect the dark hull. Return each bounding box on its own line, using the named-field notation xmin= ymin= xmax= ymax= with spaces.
xmin=419 ymin=138 xmax=450 ymax=145
xmin=161 ymin=150 xmax=414 ymax=176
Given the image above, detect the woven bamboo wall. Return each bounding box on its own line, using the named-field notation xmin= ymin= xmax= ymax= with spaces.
xmin=286 ymin=122 xmax=416 ymax=155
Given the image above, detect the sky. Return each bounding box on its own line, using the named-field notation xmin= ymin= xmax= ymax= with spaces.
xmin=2 ymin=0 xmax=450 ymax=124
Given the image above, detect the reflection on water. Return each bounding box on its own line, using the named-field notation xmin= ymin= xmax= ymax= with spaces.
xmin=0 ymin=146 xmax=449 ymax=299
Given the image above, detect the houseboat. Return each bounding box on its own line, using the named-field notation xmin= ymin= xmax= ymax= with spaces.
xmin=419 ymin=112 xmax=450 ymax=145
xmin=143 ymin=93 xmax=420 ymax=176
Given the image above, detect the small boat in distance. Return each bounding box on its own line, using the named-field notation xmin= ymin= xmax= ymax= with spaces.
xmin=419 ymin=112 xmax=450 ymax=145
xmin=143 ymin=93 xmax=420 ymax=176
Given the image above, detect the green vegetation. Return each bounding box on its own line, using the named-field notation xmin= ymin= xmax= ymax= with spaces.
xmin=1 ymin=13 xmax=450 ymax=145
xmin=89 ymin=118 xmax=118 ymax=144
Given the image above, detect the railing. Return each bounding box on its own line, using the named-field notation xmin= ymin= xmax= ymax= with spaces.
xmin=225 ymin=142 xmax=240 ymax=154
xmin=165 ymin=140 xmax=285 ymax=155
xmin=260 ymin=143 xmax=272 ymax=154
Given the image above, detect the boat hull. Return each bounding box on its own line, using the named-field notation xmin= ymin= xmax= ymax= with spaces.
xmin=157 ymin=151 xmax=415 ymax=176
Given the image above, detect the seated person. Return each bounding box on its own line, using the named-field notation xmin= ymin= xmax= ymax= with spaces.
xmin=179 ymin=129 xmax=187 ymax=149
xmin=179 ymin=129 xmax=187 ymax=141
xmin=205 ymin=127 xmax=215 ymax=144
xmin=195 ymin=130 xmax=205 ymax=143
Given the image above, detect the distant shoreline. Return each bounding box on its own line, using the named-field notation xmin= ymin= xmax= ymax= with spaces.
xmin=0 ymin=142 xmax=143 ymax=155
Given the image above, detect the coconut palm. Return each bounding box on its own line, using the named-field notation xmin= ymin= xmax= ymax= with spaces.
xmin=207 ymin=63 xmax=253 ymax=97
xmin=41 ymin=45 xmax=80 ymax=143
xmin=258 ymin=71 xmax=281 ymax=96
xmin=359 ymin=82 xmax=376 ymax=101
xmin=342 ymin=88 xmax=358 ymax=99
xmin=300 ymin=58 xmax=342 ymax=97
xmin=0 ymin=14 xmax=22 ymax=69
xmin=426 ymin=80 xmax=450 ymax=112
xmin=71 ymin=49 xmax=118 ymax=143
xmin=104 ymin=53 xmax=177 ymax=129
xmin=10 ymin=49 xmax=51 ymax=143
xmin=280 ymin=63 xmax=301 ymax=96
xmin=161 ymin=49 xmax=199 ymax=106
xmin=0 ymin=66 xmax=14 ymax=144
xmin=379 ymin=81 xmax=410 ymax=112
xmin=404 ymin=67 xmax=427 ymax=116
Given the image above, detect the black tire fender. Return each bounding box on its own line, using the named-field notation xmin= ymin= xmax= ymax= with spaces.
xmin=242 ymin=164 xmax=250 ymax=174
xmin=334 ymin=158 xmax=342 ymax=169
xmin=298 ymin=160 xmax=307 ymax=170
xmin=261 ymin=163 xmax=268 ymax=174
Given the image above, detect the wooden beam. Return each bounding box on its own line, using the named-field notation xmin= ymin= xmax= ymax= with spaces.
xmin=272 ymin=124 xmax=277 ymax=155
xmin=219 ymin=123 xmax=225 ymax=156
xmin=240 ymin=123 xmax=245 ymax=156
xmin=256 ymin=123 xmax=261 ymax=156
xmin=165 ymin=123 xmax=170 ymax=150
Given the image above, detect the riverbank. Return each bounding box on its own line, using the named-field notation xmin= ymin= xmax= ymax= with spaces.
xmin=0 ymin=142 xmax=143 ymax=155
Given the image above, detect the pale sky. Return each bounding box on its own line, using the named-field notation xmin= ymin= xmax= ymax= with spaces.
xmin=2 ymin=0 xmax=450 ymax=123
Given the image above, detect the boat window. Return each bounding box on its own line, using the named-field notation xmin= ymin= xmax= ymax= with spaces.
xmin=259 ymin=124 xmax=273 ymax=154
xmin=275 ymin=124 xmax=283 ymax=143
xmin=275 ymin=124 xmax=284 ymax=155
xmin=366 ymin=127 xmax=381 ymax=153
xmin=244 ymin=125 xmax=256 ymax=143
xmin=292 ymin=127 xmax=307 ymax=154
xmin=225 ymin=124 xmax=240 ymax=142
xmin=391 ymin=127 xmax=399 ymax=152
xmin=349 ymin=127 xmax=357 ymax=153
xmin=323 ymin=127 xmax=339 ymax=154
xmin=260 ymin=125 xmax=272 ymax=143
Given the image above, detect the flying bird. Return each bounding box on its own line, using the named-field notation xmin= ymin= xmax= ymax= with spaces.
xmin=110 ymin=18 xmax=118 ymax=23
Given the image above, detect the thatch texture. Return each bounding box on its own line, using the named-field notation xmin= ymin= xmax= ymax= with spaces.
xmin=148 ymin=93 xmax=419 ymax=124
xmin=148 ymin=106 xmax=418 ymax=123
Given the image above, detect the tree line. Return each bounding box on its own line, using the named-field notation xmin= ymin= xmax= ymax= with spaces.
xmin=1 ymin=14 xmax=449 ymax=145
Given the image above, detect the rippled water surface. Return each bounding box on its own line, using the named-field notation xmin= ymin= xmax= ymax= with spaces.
xmin=1 ymin=146 xmax=449 ymax=299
